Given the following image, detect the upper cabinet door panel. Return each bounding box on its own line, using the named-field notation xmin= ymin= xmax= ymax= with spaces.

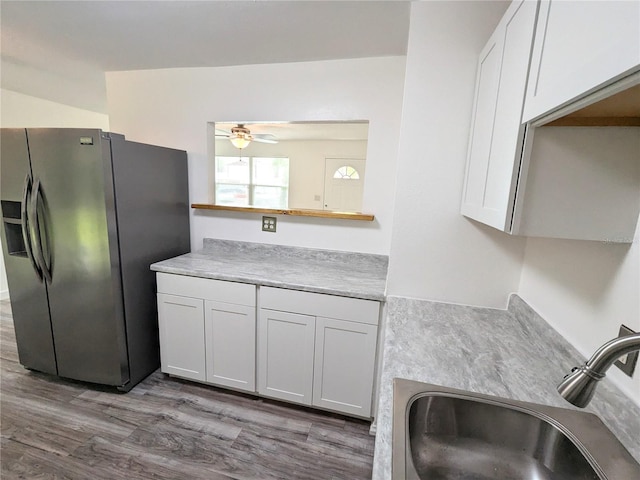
xmin=461 ymin=0 xmax=539 ymax=231
xmin=461 ymin=29 xmax=503 ymax=220
xmin=523 ymin=0 xmax=640 ymax=123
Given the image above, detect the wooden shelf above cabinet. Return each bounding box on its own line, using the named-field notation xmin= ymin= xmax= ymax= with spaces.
xmin=545 ymin=83 xmax=640 ymax=126
xmin=191 ymin=204 xmax=375 ymax=221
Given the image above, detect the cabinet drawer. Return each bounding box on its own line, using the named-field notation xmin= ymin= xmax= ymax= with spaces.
xmin=260 ymin=286 xmax=379 ymax=325
xmin=156 ymin=272 xmax=255 ymax=306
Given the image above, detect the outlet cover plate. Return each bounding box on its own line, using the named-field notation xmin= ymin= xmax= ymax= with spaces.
xmin=262 ymin=216 xmax=277 ymax=233
xmin=614 ymin=324 xmax=638 ymax=377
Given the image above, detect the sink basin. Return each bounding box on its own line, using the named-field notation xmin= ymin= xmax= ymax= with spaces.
xmin=407 ymin=394 xmax=597 ymax=479
xmin=392 ymin=379 xmax=640 ymax=480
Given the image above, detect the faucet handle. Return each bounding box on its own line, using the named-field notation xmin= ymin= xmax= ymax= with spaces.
xmin=613 ymin=325 xmax=639 ymax=377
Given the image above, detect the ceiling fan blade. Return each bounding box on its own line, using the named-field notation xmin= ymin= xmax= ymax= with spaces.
xmin=253 ymin=137 xmax=278 ymax=144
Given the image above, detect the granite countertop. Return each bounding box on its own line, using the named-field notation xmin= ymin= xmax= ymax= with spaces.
xmin=372 ymin=294 xmax=640 ymax=479
xmin=151 ymin=239 xmax=388 ymax=301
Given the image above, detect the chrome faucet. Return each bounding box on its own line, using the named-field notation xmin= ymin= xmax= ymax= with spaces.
xmin=557 ymin=332 xmax=640 ymax=407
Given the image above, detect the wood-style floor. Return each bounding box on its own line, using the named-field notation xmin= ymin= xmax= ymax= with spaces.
xmin=0 ymin=300 xmax=375 ymax=479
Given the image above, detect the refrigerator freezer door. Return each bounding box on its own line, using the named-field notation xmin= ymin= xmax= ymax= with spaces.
xmin=26 ymin=129 xmax=129 ymax=386
xmin=0 ymin=129 xmax=57 ymax=374
xmin=109 ymin=135 xmax=190 ymax=388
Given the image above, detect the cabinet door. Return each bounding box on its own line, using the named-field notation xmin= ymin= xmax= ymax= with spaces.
xmin=257 ymin=309 xmax=315 ymax=406
xmin=313 ymin=317 xmax=377 ymax=417
xmin=460 ymin=0 xmax=538 ymax=231
xmin=204 ymin=300 xmax=256 ymax=392
xmin=523 ymin=0 xmax=640 ymax=122
xmin=157 ymin=293 xmax=205 ymax=381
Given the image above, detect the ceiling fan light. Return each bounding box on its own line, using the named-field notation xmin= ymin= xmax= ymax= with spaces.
xmin=230 ymin=135 xmax=251 ymax=149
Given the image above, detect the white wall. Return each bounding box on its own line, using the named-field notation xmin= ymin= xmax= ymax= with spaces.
xmin=0 ymin=89 xmax=109 ymax=130
xmin=386 ymin=1 xmax=524 ymax=308
xmin=215 ymin=138 xmax=367 ymax=210
xmin=1 ymin=58 xmax=108 ymax=114
xmin=519 ymin=218 xmax=640 ymax=404
xmin=0 ymin=88 xmax=110 ymax=301
xmin=105 ymin=57 xmax=405 ymax=254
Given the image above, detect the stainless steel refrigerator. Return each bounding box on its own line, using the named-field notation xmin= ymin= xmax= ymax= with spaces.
xmin=0 ymin=128 xmax=190 ymax=391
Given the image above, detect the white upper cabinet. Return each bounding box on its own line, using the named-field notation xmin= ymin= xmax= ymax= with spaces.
xmin=461 ymin=0 xmax=539 ymax=231
xmin=462 ymin=0 xmax=640 ymax=242
xmin=523 ymin=0 xmax=640 ymax=122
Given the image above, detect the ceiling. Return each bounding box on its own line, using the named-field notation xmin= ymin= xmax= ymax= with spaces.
xmin=0 ymin=1 xmax=411 ymax=112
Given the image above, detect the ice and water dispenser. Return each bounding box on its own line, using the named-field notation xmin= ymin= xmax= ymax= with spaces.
xmin=1 ymin=201 xmax=27 ymax=257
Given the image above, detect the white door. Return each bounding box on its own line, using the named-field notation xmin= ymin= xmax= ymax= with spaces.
xmin=257 ymin=309 xmax=315 ymax=406
xmin=323 ymin=158 xmax=365 ymax=212
xmin=157 ymin=294 xmax=206 ymax=382
xmin=204 ymin=300 xmax=256 ymax=392
xmin=313 ymin=317 xmax=378 ymax=417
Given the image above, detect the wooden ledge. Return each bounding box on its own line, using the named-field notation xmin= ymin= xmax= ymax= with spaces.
xmin=192 ymin=204 xmax=375 ymax=221
xmin=545 ymin=116 xmax=640 ymax=126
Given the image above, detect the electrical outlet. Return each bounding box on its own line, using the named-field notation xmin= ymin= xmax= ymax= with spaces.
xmin=614 ymin=324 xmax=638 ymax=377
xmin=262 ymin=216 xmax=277 ymax=232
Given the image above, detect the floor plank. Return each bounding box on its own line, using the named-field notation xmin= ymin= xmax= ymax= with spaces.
xmin=0 ymin=299 xmax=375 ymax=479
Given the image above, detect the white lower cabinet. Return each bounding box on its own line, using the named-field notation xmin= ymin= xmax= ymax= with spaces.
xmin=156 ymin=273 xmax=256 ymax=392
xmin=157 ymin=293 xmax=206 ymax=382
xmin=156 ymin=273 xmax=381 ymax=418
xmin=257 ymin=309 xmax=315 ymax=405
xmin=258 ymin=286 xmax=380 ymax=418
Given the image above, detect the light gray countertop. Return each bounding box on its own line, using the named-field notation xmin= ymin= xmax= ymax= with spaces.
xmin=373 ymin=294 xmax=640 ymax=479
xmin=150 ymin=239 xmax=388 ymax=301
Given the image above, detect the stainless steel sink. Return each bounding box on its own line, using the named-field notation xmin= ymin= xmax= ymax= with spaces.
xmin=392 ymin=379 xmax=640 ymax=480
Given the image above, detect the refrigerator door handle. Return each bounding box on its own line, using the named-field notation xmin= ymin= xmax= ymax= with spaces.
xmin=30 ymin=178 xmax=53 ymax=283
xmin=21 ymin=173 xmax=44 ymax=281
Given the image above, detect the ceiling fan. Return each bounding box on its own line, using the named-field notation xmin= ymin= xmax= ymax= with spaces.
xmin=215 ymin=124 xmax=278 ymax=149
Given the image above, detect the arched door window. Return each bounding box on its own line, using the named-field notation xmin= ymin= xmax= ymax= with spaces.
xmin=333 ymin=165 xmax=360 ymax=180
